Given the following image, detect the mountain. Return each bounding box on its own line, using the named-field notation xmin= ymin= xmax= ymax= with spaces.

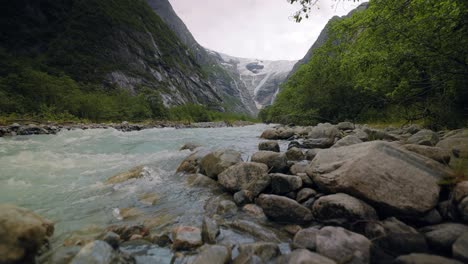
xmin=208 ymin=51 xmax=297 ymax=109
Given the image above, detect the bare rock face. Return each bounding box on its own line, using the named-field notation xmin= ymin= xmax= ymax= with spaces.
xmin=307 ymin=141 xmax=452 ymax=216
xmin=0 ymin=204 xmax=54 ymax=264
xmin=256 ymin=194 xmax=313 ymax=224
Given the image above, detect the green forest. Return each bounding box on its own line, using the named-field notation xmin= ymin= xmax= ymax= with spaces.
xmin=261 ymin=0 xmax=468 ymax=129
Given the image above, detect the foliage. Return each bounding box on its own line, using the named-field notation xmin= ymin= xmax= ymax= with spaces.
xmin=264 ymin=0 xmax=468 ymax=128
xmin=289 ymin=0 xmax=361 ymax=22
xmin=168 ymin=104 xmax=258 ymax=123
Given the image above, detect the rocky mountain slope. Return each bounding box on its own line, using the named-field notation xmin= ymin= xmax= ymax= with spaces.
xmin=208 ymin=51 xmax=297 ymax=109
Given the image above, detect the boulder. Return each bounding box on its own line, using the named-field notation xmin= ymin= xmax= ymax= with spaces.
xmin=452 ymin=181 xmax=468 ymax=221
xmin=315 ymin=226 xmax=371 ymax=264
xmin=242 ymin=204 xmax=266 ymax=219
xmin=307 ymin=141 xmax=451 ymax=216
xmin=229 ymin=220 xmax=279 ymax=242
xmin=302 ymin=138 xmax=335 ymax=149
xmin=305 ymin=149 xmax=321 ymax=160
xmin=256 ymin=194 xmax=313 ymax=224
xmin=218 ymin=162 xmax=270 ymax=196
xmin=292 ymin=227 xmax=320 ymax=250
xmin=251 ymin=151 xmax=289 ymax=173
xmin=290 ymin=161 xmax=308 ymax=175
xmin=337 ymin=122 xmax=355 ymax=131
xmin=70 ymin=240 xmax=129 ymax=264
xmin=270 ymin=174 xmax=303 ymax=194
xmin=363 ymin=128 xmax=399 ymax=141
xmin=171 ymin=226 xmax=203 ymax=250
xmin=308 ymin=123 xmax=341 ymax=140
xmin=51 ymin=246 xmax=81 ymax=264
xmin=186 ymin=174 xmax=221 ymax=190
xmin=393 ymin=253 xmax=463 ymax=264
xmin=458 ymin=197 xmax=468 ymax=222
xmin=0 ymin=204 xmax=54 ymax=264
xmin=453 ymin=232 xmax=468 ymax=263
xmin=258 ymin=141 xmax=280 ymax=152
xmin=202 ymin=217 xmax=219 ymax=244
xmin=217 ymin=200 xmax=238 ymax=216
xmin=176 ymin=148 xmax=211 ymax=173
xmin=331 ymin=135 xmax=362 ymax=148
xmin=192 ymin=245 xmax=231 ymax=264
xmin=407 ymin=129 xmax=439 ymax=146
xmin=180 ymin=143 xmax=202 ymax=151
xmin=312 ymin=193 xmax=378 ymax=225
xmin=402 ymin=144 xmax=451 ymax=164
xmin=353 ymin=129 xmax=369 ymax=141
xmin=236 ymin=242 xmax=280 ymax=263
xmin=276 ymin=249 xmax=337 ymax=264
xmin=233 ymin=190 xmax=255 ymax=206
xmin=419 ymin=223 xmax=468 ymax=253
xmin=200 ymin=149 xmax=242 ymax=179
xmin=296 ymin=188 xmax=317 ymax=204
xmin=260 ymin=129 xmax=279 ymax=140
xmin=365 ymin=217 xmax=428 ymax=256
xmin=105 ymin=166 xmax=144 ymax=184
xmin=286 ymin=147 xmax=305 ymax=161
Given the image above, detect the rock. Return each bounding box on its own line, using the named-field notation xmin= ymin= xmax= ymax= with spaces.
xmin=258 ymin=141 xmax=280 ymax=152
xmin=308 ymin=123 xmax=341 ymax=140
xmin=296 ymin=188 xmax=317 ymax=204
xmin=186 ymin=174 xmax=221 ymax=190
xmin=229 ymin=220 xmax=279 ymax=242
xmin=419 ymin=223 xmax=468 ymax=253
xmin=407 ymin=129 xmax=439 ymax=146
xmin=298 ymin=173 xmax=313 ymax=187
xmin=315 ymin=226 xmax=371 ymax=264
xmin=302 ymin=138 xmax=335 ymax=149
xmin=17 ymin=124 xmax=48 ymax=135
xmin=101 ymin=232 xmax=120 ymax=249
xmin=403 ymin=124 xmax=423 ymax=134
xmin=363 ymin=128 xmax=399 ymax=141
xmin=286 ymin=147 xmax=305 ymax=161
xmin=307 ymin=141 xmax=451 ymax=216
xmin=402 ymin=144 xmax=451 ymax=163
xmin=453 ymin=232 xmax=468 ymax=263
xmin=353 ymin=129 xmax=369 ymax=141
xmin=288 ymin=141 xmax=302 ymax=150
xmin=256 ymin=194 xmax=313 ymax=224
xmin=312 ymin=193 xmax=378 ymax=226
xmin=105 ymin=166 xmax=144 ymax=184
xmin=278 ymin=128 xmax=295 ymax=140
xmin=150 ymin=232 xmax=171 ymax=247
xmin=277 ymin=249 xmax=337 ymax=264
xmin=232 ymin=254 xmax=262 ymax=264
xmin=337 ymin=122 xmax=355 ymax=131
xmin=217 ymin=200 xmax=238 ymax=216
xmin=192 ymin=245 xmax=231 ymax=264
xmin=180 ymin=143 xmax=201 ymax=151
xmin=458 ymin=197 xmax=468 ymax=222
xmin=270 ymin=174 xmax=303 ymax=194
xmin=236 ymin=242 xmax=280 ymax=262
xmin=200 ymin=149 xmax=243 ymax=179
xmin=171 ymin=226 xmax=203 ymax=250
xmin=106 ymin=225 xmax=148 ymax=241
xmin=218 ymin=162 xmax=270 ymax=196
xmin=70 ymin=240 xmax=127 ymax=264
xmin=138 ymin=193 xmax=159 ymax=205
xmin=51 ymin=246 xmax=81 ymax=264
xmin=284 ymin=225 xmax=302 ymax=236
xmin=251 ymin=151 xmax=289 ymax=173
xmin=393 ymin=253 xmax=463 ymax=264
xmin=290 ymin=161 xmax=308 ymax=175
xmin=331 ymin=135 xmax=362 ymax=148
xmin=0 ymin=204 xmax=54 ymax=264
xmin=118 ymin=208 xmax=143 ymax=220
xmin=242 ymin=204 xmax=266 ymax=219
xmin=365 ymin=217 xmax=428 ymax=256
xmin=418 ymin=209 xmax=443 ymax=225
xmin=234 ymin=190 xmax=255 ymax=206
xmin=292 ymin=227 xmax=319 ymax=250
xmin=260 ymin=129 xmax=279 ymax=140
xmin=176 ymin=148 xmax=211 ymax=173
xmin=202 ymin=217 xmax=219 ymax=244
xmin=305 ymin=149 xmax=321 ymax=160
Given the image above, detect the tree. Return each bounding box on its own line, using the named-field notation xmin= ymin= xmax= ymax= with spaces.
xmin=289 ymin=0 xmax=361 ymax=22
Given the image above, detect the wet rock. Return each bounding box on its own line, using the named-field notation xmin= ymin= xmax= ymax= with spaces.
xmin=365 ymin=217 xmax=428 ymax=256
xmin=298 ymin=173 xmax=313 ymax=187
xmin=393 ymin=253 xmax=463 ymax=264
xmin=236 ymin=242 xmax=280 ymax=263
xmin=296 ymin=188 xmax=317 ymax=204
xmin=418 ymin=209 xmax=443 ymax=225
xmin=202 ymin=217 xmax=219 ymax=244
xmin=258 ymin=141 xmax=280 ymax=152
xmin=105 ymin=166 xmax=144 ymax=184
xmin=200 ymin=149 xmax=243 ymax=179
xmin=70 ymin=240 xmax=129 ymax=264
xmin=138 ymin=193 xmax=159 ymax=205
xmin=453 ymin=181 xmax=468 ymax=204
xmin=304 ymin=149 xmax=321 ymax=160
xmin=302 ymin=138 xmax=335 ymax=149
xmin=290 ymin=161 xmax=308 ymax=175
xmin=242 ymin=204 xmax=266 ymax=219
xmin=176 ymin=148 xmax=211 ymax=174
xmin=312 ymin=193 xmax=378 ymax=226
xmin=218 ymin=162 xmax=270 ymax=196
xmin=315 ymin=226 xmax=371 ymax=264
xmin=283 ymin=225 xmax=302 ymax=236
xmin=150 ymin=233 xmax=171 ymax=247
xmin=307 ymin=141 xmax=451 ymax=216
xmin=402 ymin=144 xmax=451 ymax=163
xmin=229 ymin=220 xmax=279 ymax=242
xmin=419 ymin=223 xmax=468 ymax=253
xmin=292 ymin=227 xmax=319 ymax=250
xmin=458 ymin=197 xmax=468 ymax=222
xmin=286 ymin=147 xmax=305 ymax=161
xmin=256 ymin=194 xmax=313 ymax=224
xmin=453 ymin=232 xmax=468 ymax=263
xmin=217 ymin=200 xmax=238 ymax=216
xmin=51 ymin=246 xmax=81 ymax=264
xmin=118 ymin=208 xmax=143 ymax=220
xmin=234 ymin=190 xmax=255 ymax=206
xmin=270 ymin=173 xmax=303 ymax=194
xmin=180 ymin=143 xmax=201 ymax=151
xmin=17 ymin=124 xmax=48 ymax=135
xmin=407 ymin=129 xmax=439 ymax=146
xmin=192 ymin=245 xmax=231 ymax=264
xmin=0 ymin=204 xmax=54 ymax=264
xmin=172 ymin=226 xmax=203 ymax=250
xmin=452 ymin=181 xmax=468 ymax=221
xmin=186 ymin=173 xmax=221 ymax=190
xmin=261 ymin=129 xmax=279 ymax=140
xmin=101 ymin=232 xmax=121 ymax=249
xmin=106 ymin=225 xmax=148 ymax=242
xmin=288 ymin=141 xmax=302 ymax=150
xmin=277 ymin=249 xmax=337 ymax=264
xmin=232 ymin=254 xmax=262 ymax=264
xmin=331 ymin=135 xmax=362 ymax=148
xmin=251 ymin=151 xmax=289 ymax=173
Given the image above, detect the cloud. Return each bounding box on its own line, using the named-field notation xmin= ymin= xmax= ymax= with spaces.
xmin=169 ymin=0 xmax=360 ymax=60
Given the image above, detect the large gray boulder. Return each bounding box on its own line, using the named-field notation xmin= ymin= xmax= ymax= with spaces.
xmin=256 ymin=194 xmax=313 ymax=224
xmin=292 ymin=227 xmax=320 ymax=250
xmin=177 ymin=148 xmax=211 ymax=173
xmin=306 ymin=141 xmax=452 ymax=216
xmin=453 ymin=232 xmax=468 ymax=263
xmin=315 ymin=226 xmax=371 ymax=264
xmin=218 ymin=162 xmax=270 ymax=196
xmin=236 ymin=242 xmax=280 ymax=263
xmin=402 ymin=144 xmax=451 ymax=163
xmin=192 ymin=245 xmax=231 ymax=264
xmin=393 ymin=253 xmax=463 ymax=264
xmin=331 ymin=135 xmax=362 ymax=148
xmin=200 ymin=149 xmax=243 ymax=179
xmin=0 ymin=204 xmax=55 ymax=264
xmin=251 ymin=151 xmax=289 ymax=173
xmin=276 ymin=249 xmax=337 ymax=264
xmin=419 ymin=223 xmax=468 ymax=253
xmin=286 ymin=147 xmax=305 ymax=161
xmin=308 ymin=123 xmax=341 ymax=140
xmin=407 ymin=129 xmax=439 ymax=146
xmin=270 ymin=174 xmax=303 ymax=194
xmin=171 ymin=226 xmax=203 ymax=250
xmin=70 ymin=240 xmax=130 ymax=264
xmin=312 ymin=193 xmax=378 ymax=225
xmin=258 ymin=141 xmax=280 ymax=152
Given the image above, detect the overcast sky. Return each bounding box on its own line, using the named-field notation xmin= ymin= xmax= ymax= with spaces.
xmin=169 ymin=0 xmax=361 ymax=60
